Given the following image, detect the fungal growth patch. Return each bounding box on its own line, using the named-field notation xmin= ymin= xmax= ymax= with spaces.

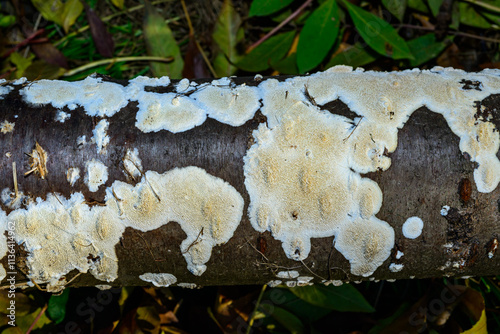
xmin=21 ymin=76 xmax=129 ymax=117
xmin=2 ymin=166 xmax=243 ymax=289
xmin=244 ymin=66 xmax=500 ymax=277
xmin=66 ymin=167 xmax=80 ymax=186
xmin=92 ymin=119 xmax=110 ymax=154
xmin=0 ymin=80 xmax=13 ymax=99
xmin=122 ymin=148 xmax=143 ymax=179
xmin=0 ymin=120 xmax=14 ymax=134
xmin=139 ymin=273 xmax=177 ymax=287
xmin=55 ymin=111 xmax=71 ymax=123
xmin=85 ymin=159 xmax=108 ymax=192
xmin=402 ymin=217 xmax=424 ymax=239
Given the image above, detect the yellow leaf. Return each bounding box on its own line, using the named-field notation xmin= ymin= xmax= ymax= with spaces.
xmin=31 ymin=0 xmax=64 ymax=26
xmin=111 ymin=0 xmax=124 ymax=10
xmin=461 ymin=288 xmax=487 ymax=334
xmin=61 ymin=0 xmax=83 ymax=33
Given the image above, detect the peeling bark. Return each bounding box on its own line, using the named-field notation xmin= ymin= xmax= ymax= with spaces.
xmin=0 ymin=69 xmax=499 ymax=290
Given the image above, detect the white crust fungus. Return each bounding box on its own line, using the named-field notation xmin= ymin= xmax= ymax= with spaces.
xmin=1 ymin=166 xmax=243 ymax=288
xmin=389 ymin=263 xmax=404 ymax=272
xmin=123 ymin=148 xmax=143 ymax=179
xmin=402 ymin=217 xmax=424 ymax=239
xmin=85 ymin=159 xmax=108 ymax=192
xmin=55 ymin=111 xmax=71 ymax=123
xmin=275 ymin=270 xmax=300 ymax=279
xmin=0 ymin=80 xmax=13 ymax=99
xmin=92 ymin=119 xmax=109 ymax=154
xmin=177 ymin=282 xmax=198 ymax=289
xmin=139 ymin=273 xmax=177 ymax=287
xmin=67 ymin=167 xmax=80 ymax=186
xmin=0 ymin=120 xmax=15 ymax=134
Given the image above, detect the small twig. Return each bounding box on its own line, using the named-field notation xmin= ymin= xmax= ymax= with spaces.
xmin=245 ymin=238 xmax=270 ymax=262
xmin=247 ymin=0 xmax=314 ymax=52
xmin=63 ymin=56 xmax=173 ymax=77
xmin=246 ymin=284 xmax=267 ymax=334
xmin=463 ymin=0 xmax=500 ymax=14
xmin=180 ymin=0 xmax=217 ymax=77
xmin=300 ymin=260 xmax=327 ymax=281
xmin=26 ymin=303 xmax=48 ymax=334
xmin=183 ymin=228 xmax=204 ymax=254
xmin=343 ymin=116 xmax=364 ymax=143
xmin=12 ymin=162 xmax=18 ymax=199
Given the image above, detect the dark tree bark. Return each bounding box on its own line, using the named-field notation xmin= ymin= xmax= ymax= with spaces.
xmin=0 ymin=71 xmax=499 ymax=291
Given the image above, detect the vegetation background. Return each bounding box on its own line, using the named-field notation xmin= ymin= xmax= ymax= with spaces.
xmin=1 ymin=0 xmax=500 ymax=332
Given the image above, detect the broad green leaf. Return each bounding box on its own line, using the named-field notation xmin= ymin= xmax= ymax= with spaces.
xmin=249 ymin=0 xmax=294 ymax=17
xmin=111 ymin=0 xmax=124 ymax=9
xmin=482 ymin=8 xmax=500 ymax=26
xmin=212 ymin=0 xmax=244 ymax=77
xmin=47 ymin=288 xmax=70 ymax=324
xmin=427 ymin=0 xmax=444 ymax=17
xmin=61 ymin=0 xmax=83 ymax=33
xmin=236 ymin=30 xmax=295 ymax=72
xmin=143 ymin=2 xmax=183 ymax=78
xmin=459 ymin=2 xmax=492 ymax=28
xmin=382 ymin=0 xmax=407 ymax=21
xmin=407 ymin=33 xmax=450 ymax=66
xmin=263 ymin=289 xmax=332 ymax=323
xmin=289 ymin=284 xmax=375 ymax=313
xmin=260 ymin=303 xmax=305 ymax=334
xmin=0 ymin=14 xmax=16 ymax=28
xmin=326 ymin=43 xmax=379 ymax=68
xmin=296 ymin=0 xmax=339 ymax=73
xmin=407 ymin=0 xmax=429 ymax=13
xmin=271 ymin=53 xmax=299 ymax=74
xmin=0 ymin=290 xmax=35 ymax=317
xmin=450 ymin=1 xmax=460 ymax=29
xmin=344 ymin=1 xmax=413 ymax=59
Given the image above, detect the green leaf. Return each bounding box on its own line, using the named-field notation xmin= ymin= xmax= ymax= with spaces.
xmin=271 ymin=53 xmax=299 ymax=74
xmin=212 ymin=0 xmax=244 ymax=77
xmin=249 ymin=0 xmax=295 ymax=17
xmin=427 ymin=0 xmax=444 ymax=17
xmin=0 ymin=14 xmax=16 ymax=28
xmin=236 ymin=30 xmax=295 ymax=72
xmin=9 ymin=52 xmax=35 ymax=79
xmin=326 ymin=43 xmax=379 ymax=68
xmin=260 ymin=304 xmax=305 ymax=334
xmin=289 ymin=284 xmax=375 ymax=313
xmin=344 ymin=1 xmax=413 ymax=59
xmin=459 ymin=2 xmax=492 ymax=28
xmin=143 ymin=2 xmax=183 ymax=78
xmin=61 ymin=0 xmax=83 ymax=33
xmin=296 ymin=0 xmax=339 ymax=73
xmin=407 ymin=0 xmax=429 ymax=13
xmin=407 ymin=33 xmax=450 ymax=66
xmin=47 ymin=288 xmax=70 ymax=324
xmin=382 ymin=0 xmax=407 ymax=21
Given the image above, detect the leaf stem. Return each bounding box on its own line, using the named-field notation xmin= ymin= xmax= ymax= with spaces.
xmin=247 ymin=0 xmax=313 ymax=53
xmin=246 ymin=284 xmax=267 ymax=334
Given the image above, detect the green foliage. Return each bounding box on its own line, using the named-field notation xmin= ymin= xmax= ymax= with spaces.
xmin=236 ymin=31 xmax=295 ymax=72
xmin=343 ymin=0 xmax=414 ymax=60
xmin=289 ymin=284 xmax=375 ymax=313
xmin=407 ymin=33 xmax=451 ymax=66
xmin=297 ymin=0 xmax=340 ymax=73
xmin=47 ymin=288 xmax=70 ymax=324
xmin=382 ymin=0 xmax=407 ymax=21
xmin=249 ymin=0 xmax=295 ymax=17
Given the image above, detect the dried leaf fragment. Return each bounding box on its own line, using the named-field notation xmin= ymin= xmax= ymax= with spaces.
xmin=25 ymin=142 xmax=48 ymax=179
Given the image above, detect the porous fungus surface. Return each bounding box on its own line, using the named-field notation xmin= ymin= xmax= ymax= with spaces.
xmin=0 ymin=66 xmax=499 ymax=284
xmin=2 ymin=167 xmax=243 ymax=290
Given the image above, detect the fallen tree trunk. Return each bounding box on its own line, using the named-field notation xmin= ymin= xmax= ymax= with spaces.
xmin=0 ymin=67 xmax=499 ymax=291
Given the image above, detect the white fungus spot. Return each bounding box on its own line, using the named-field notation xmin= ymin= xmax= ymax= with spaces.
xmin=396 ymin=250 xmax=404 ymax=260
xmin=266 ymin=280 xmax=282 ymax=288
xmin=123 ymin=148 xmax=143 ymax=179
xmin=177 ymin=283 xmax=198 ymax=289
xmin=297 ymin=276 xmax=314 ymax=286
xmin=66 ymin=167 xmax=80 ymax=186
xmin=85 ymin=159 xmax=108 ymax=192
xmin=389 ymin=263 xmax=404 ymax=272
xmin=77 ymin=135 xmax=86 ymax=147
xmin=0 ymin=80 xmax=13 ymax=99
xmin=441 ymin=205 xmax=450 ymax=216
xmin=92 ymin=119 xmax=110 ymax=154
xmin=96 ymin=284 xmax=112 ymax=290
xmin=275 ymin=270 xmax=300 ymax=279
xmin=139 ymin=273 xmax=177 ymax=287
xmin=55 ymin=111 xmax=71 ymax=123
xmin=402 ymin=217 xmax=424 ymax=239
xmin=0 ymin=120 xmax=14 ymax=134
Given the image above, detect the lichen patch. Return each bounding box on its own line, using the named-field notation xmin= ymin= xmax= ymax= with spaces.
xmin=85 ymin=159 xmax=108 ymax=192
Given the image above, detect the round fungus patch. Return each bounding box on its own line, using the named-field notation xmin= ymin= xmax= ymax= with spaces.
xmin=402 ymin=216 xmax=424 ymax=239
